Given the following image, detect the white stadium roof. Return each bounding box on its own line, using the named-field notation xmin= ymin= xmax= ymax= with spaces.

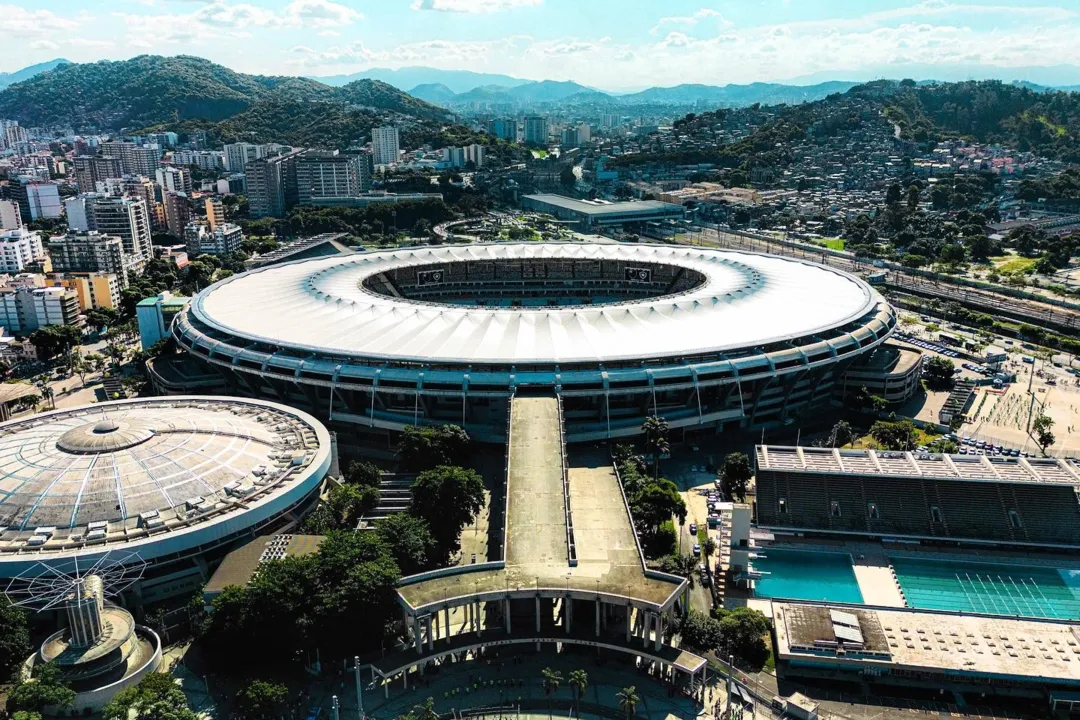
xmin=193 ymin=243 xmax=880 ymax=365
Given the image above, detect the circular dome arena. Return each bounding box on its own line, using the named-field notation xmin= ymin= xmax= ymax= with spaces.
xmin=0 ymin=397 xmax=331 ymax=580
xmin=174 ymin=243 xmax=896 ymax=441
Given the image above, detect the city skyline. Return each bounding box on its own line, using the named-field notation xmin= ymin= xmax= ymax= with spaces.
xmin=7 ymin=0 xmax=1080 ymax=90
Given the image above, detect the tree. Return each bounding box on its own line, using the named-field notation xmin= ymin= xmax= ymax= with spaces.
xmin=29 ymin=325 xmax=81 ymax=362
xmin=374 ymin=513 xmax=438 ymax=575
xmin=7 ymin=663 xmax=75 ymax=714
xmin=397 ymin=425 xmax=471 ymax=472
xmin=568 ymin=669 xmax=588 ymax=710
xmin=324 ymin=483 xmax=380 ymax=530
xmin=85 ymin=307 xmax=119 ymax=333
xmin=719 ymin=452 xmax=752 ymax=502
xmin=410 ymin=465 xmax=486 ymax=552
xmin=714 ymin=607 xmax=771 ymax=670
xmin=886 ymin=182 xmax=903 ymax=205
xmin=344 ymin=460 xmax=382 ymax=488
xmin=906 ymin=183 xmax=921 ymax=212
xmin=233 ymin=680 xmax=288 ymax=720
xmin=703 ymin=537 xmax=716 ymax=561
xmin=629 ymin=478 xmax=686 ymax=533
xmin=923 ymin=355 xmax=956 ymax=390
xmin=869 ymin=419 xmax=919 ymax=451
xmin=0 ymin=595 xmax=31 ymax=680
xmin=408 ymin=698 xmax=438 ymax=720
xmin=848 ymin=385 xmax=887 ymax=414
xmin=679 ymin=610 xmax=724 ymax=652
xmin=541 ymin=667 xmax=562 ymax=696
xmin=559 ymin=165 xmax=576 ymax=188
xmin=104 ymin=342 xmax=128 ymax=370
xmin=1033 ymin=413 xmax=1056 ymax=456
xmin=102 ymin=672 xmax=196 ymax=720
xmin=641 ymin=415 xmax=670 ymax=480
xmin=828 ymin=420 xmax=854 ymax=448
xmin=616 ymin=686 xmax=639 ymax=719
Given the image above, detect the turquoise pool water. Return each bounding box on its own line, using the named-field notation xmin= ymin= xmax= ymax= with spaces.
xmin=752 ymin=549 xmax=864 ymax=604
xmin=891 ymin=556 xmax=1080 ymax=620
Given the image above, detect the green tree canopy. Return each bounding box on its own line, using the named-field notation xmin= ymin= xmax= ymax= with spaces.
xmin=233 ymin=680 xmax=289 ymax=720
xmin=870 ymin=419 xmax=919 ymax=451
xmin=374 ymin=513 xmax=438 ymax=575
xmin=923 ymin=355 xmax=957 ymax=390
xmin=397 ymin=425 xmax=472 ymax=472
xmin=0 ymin=595 xmax=31 ymax=680
xmin=102 ymin=672 xmax=197 ymax=720
xmin=720 ymin=452 xmax=752 ymax=502
xmin=7 ymin=663 xmax=75 ymax=714
xmin=410 ymin=465 xmax=486 ymax=552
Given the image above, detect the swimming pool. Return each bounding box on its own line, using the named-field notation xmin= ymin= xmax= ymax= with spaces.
xmin=752 ymin=548 xmax=864 ymax=604
xmin=891 ymin=556 xmax=1080 ymax=620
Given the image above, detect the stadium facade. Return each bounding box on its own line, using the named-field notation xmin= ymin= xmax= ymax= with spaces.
xmin=0 ymin=397 xmax=332 ymax=602
xmin=172 ymin=243 xmax=897 ymax=443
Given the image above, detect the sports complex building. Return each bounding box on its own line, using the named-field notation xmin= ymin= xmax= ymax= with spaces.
xmin=0 ymin=397 xmax=332 ymax=603
xmin=170 ymin=242 xmax=898 ymax=443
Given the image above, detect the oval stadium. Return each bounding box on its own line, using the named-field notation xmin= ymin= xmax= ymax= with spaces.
xmin=0 ymin=397 xmax=331 ymax=603
xmin=172 ymin=242 xmax=897 ymax=442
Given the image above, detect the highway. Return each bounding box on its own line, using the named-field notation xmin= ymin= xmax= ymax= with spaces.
xmin=679 ymin=226 xmax=1080 ymax=334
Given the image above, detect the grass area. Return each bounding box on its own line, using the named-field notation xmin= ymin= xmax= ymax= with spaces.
xmin=851 ymin=426 xmax=943 ymax=450
xmin=991 ymin=255 xmax=1038 ymax=274
xmin=530 ymin=150 xmax=548 ymax=159
xmin=822 ymin=237 xmax=845 ymax=251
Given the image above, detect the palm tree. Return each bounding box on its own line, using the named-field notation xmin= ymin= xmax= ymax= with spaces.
xmin=541 ymin=667 xmax=562 ymax=696
xmin=641 ymin=415 xmax=670 ymax=480
xmin=568 ymin=669 xmax=588 ymax=711
xmin=411 ymin=697 xmax=438 ymax=720
xmin=617 ymin=686 xmax=639 ymax=719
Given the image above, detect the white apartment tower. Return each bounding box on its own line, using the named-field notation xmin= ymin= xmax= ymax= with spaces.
xmin=371 ymin=126 xmax=400 ymax=166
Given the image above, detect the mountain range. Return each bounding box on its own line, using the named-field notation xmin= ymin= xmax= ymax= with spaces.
xmin=0 ymin=58 xmax=69 ymax=90
xmin=0 ymin=55 xmax=448 ymax=132
xmin=311 ymin=66 xmax=533 ymax=94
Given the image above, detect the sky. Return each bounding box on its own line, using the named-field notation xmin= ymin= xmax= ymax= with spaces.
xmin=6 ymin=0 xmax=1080 ymax=90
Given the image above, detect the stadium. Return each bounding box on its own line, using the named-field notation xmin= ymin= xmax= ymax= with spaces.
xmin=172 ymin=242 xmax=897 ymax=442
xmin=0 ymin=396 xmax=332 ymax=603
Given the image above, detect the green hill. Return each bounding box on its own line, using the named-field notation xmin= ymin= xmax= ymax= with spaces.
xmin=0 ymin=55 xmax=448 ymax=132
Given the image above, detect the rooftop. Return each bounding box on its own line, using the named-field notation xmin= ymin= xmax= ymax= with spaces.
xmin=774 ymin=601 xmax=1080 ymax=684
xmin=757 ymin=446 xmax=1080 ymax=486
xmin=203 ymin=533 xmax=325 ymax=597
xmin=523 ymin=194 xmax=683 ymax=216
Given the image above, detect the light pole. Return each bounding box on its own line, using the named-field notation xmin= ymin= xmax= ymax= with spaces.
xmin=353 ymin=656 xmax=363 ymax=720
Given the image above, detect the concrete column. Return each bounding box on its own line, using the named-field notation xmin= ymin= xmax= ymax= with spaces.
xmin=403 ymin=669 xmax=408 ymax=690
xmin=535 ymin=596 xmax=541 ymax=633
xmin=384 ymin=681 xmax=388 ymax=699
xmin=655 ymin=612 xmax=663 ymax=652
xmin=642 ymin=612 xmax=650 ymax=648
xmin=595 ymin=598 xmax=601 ymax=637
xmin=504 ymin=599 xmax=511 ymax=634
xmin=427 ymin=616 xmax=434 ymax=652
xmin=625 ymin=606 xmax=632 ymax=643
xmin=433 ymin=613 xmax=440 ymax=643
xmin=413 ymin=616 xmax=422 ymax=653
xmin=444 ymin=606 xmax=451 ymax=642
xmin=565 ymin=595 xmax=572 ymax=634
xmin=476 ymin=601 xmax=482 ymax=636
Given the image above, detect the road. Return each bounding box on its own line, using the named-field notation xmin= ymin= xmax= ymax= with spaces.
xmin=680 ymin=226 xmax=1080 ymax=334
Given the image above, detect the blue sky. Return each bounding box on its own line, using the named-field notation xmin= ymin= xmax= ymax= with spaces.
xmin=6 ymin=1 xmax=1080 ymax=89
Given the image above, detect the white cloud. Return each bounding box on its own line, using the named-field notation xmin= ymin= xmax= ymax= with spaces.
xmin=289 ymin=39 xmax=494 ymax=69
xmin=30 ymin=40 xmax=60 ymax=51
xmin=284 ymin=0 xmax=362 ymax=27
xmin=411 ymin=0 xmax=541 ymax=14
xmin=2 ymin=4 xmax=78 ymax=37
xmin=650 ymin=8 xmax=728 ymax=35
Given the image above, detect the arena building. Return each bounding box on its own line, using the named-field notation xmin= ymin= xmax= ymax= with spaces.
xmin=171 ymin=243 xmax=897 ymax=443
xmin=0 ymin=397 xmax=332 ymax=603
xmin=520 ymin=194 xmax=685 ymax=231
xmin=755 ymin=445 xmax=1080 ymax=547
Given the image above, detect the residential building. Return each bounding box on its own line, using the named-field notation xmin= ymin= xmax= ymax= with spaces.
xmin=63 ymin=195 xmax=98 ymax=233
xmin=156 ymin=166 xmax=193 ymax=195
xmin=524 ymin=116 xmax=548 ymax=145
xmin=47 ymin=231 xmax=128 ymax=286
xmin=464 ymin=144 xmax=485 ymax=168
xmin=0 ymin=285 xmax=82 ymax=333
xmin=46 ymin=272 xmax=121 ymax=311
xmin=184 ymin=222 xmax=243 ymax=256
xmin=0 ymin=200 xmax=21 ymax=230
xmin=172 ymin=150 xmax=223 ymax=171
xmin=205 ymin=197 xmax=225 ymax=230
xmin=163 ymin=192 xmax=191 ymax=237
xmin=88 ymin=196 xmax=153 ymax=272
xmin=101 ymin=142 xmax=160 ymax=176
xmin=246 ymin=150 xmax=301 ymax=218
xmin=147 ymin=132 xmax=178 ymax=148
xmin=442 ymin=146 xmax=466 ymax=168
xmin=0 ymin=228 xmax=45 ymax=273
xmin=296 ymin=150 xmax=371 ymax=204
xmin=25 ymin=182 xmax=62 ymax=220
xmin=223 ymin=142 xmax=262 ymax=173
xmin=490 ymin=118 xmax=518 ymax=141
xmin=157 ymin=245 xmax=190 ymax=269
xmin=72 ymin=156 xmax=123 ymax=192
xmin=97 ymin=175 xmax=162 ymax=230
xmin=217 ymin=175 xmax=246 ymax=195
xmin=136 ymin=291 xmax=189 ymax=349
xmin=371 ymin=126 xmax=400 ymax=166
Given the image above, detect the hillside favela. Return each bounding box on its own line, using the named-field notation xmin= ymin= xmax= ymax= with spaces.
xmin=2 ymin=2 xmax=1080 ymax=720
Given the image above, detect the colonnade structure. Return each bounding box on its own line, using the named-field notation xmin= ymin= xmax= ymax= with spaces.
xmin=369 ymin=395 xmax=706 ymax=696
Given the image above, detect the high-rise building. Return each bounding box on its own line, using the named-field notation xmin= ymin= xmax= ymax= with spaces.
xmin=172 ymin=150 xmax=223 ymax=171
xmin=223 ymin=142 xmax=264 ymax=173
xmin=184 ymin=222 xmax=243 ymax=256
xmin=0 ymin=200 xmax=21 ymax=230
xmin=101 ymin=142 xmax=161 ymax=176
xmin=246 ymin=150 xmax=301 ymax=218
xmin=0 ymin=285 xmax=82 ymax=333
xmin=371 ymin=126 xmax=400 ymax=166
xmin=443 ymin=147 xmax=466 ymax=168
xmin=46 ymin=272 xmax=122 ymax=311
xmin=156 ymin=166 xmax=192 ymax=195
xmin=0 ymin=228 xmax=45 ymax=273
xmin=523 ymin=117 xmax=548 ymax=145
xmin=205 ymin=197 xmax=225 ymax=230
xmin=87 ymin=196 xmax=153 ymax=273
xmin=296 ymin=150 xmax=371 ymax=204
xmin=162 ymin=192 xmax=191 ymax=237
xmin=73 ymin=156 xmax=123 ymax=193
xmin=464 ymin=144 xmax=485 ymax=168
xmin=490 ymin=118 xmax=518 ymax=142
xmin=25 ymin=182 xmax=62 ymax=220
xmin=47 ymin=231 xmax=128 ymax=287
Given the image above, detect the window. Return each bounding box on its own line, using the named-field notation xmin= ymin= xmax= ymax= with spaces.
xmin=868 ymin=503 xmax=880 ymax=520
xmin=778 ymin=498 xmax=788 ymax=515
xmin=830 ymin=501 xmax=842 ymax=517
xmin=930 ymin=506 xmax=943 ymax=524
xmin=1008 ymin=510 xmax=1022 ymax=529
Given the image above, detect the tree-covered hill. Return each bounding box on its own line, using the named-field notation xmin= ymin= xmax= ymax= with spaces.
xmin=0 ymin=55 xmax=449 ymax=131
